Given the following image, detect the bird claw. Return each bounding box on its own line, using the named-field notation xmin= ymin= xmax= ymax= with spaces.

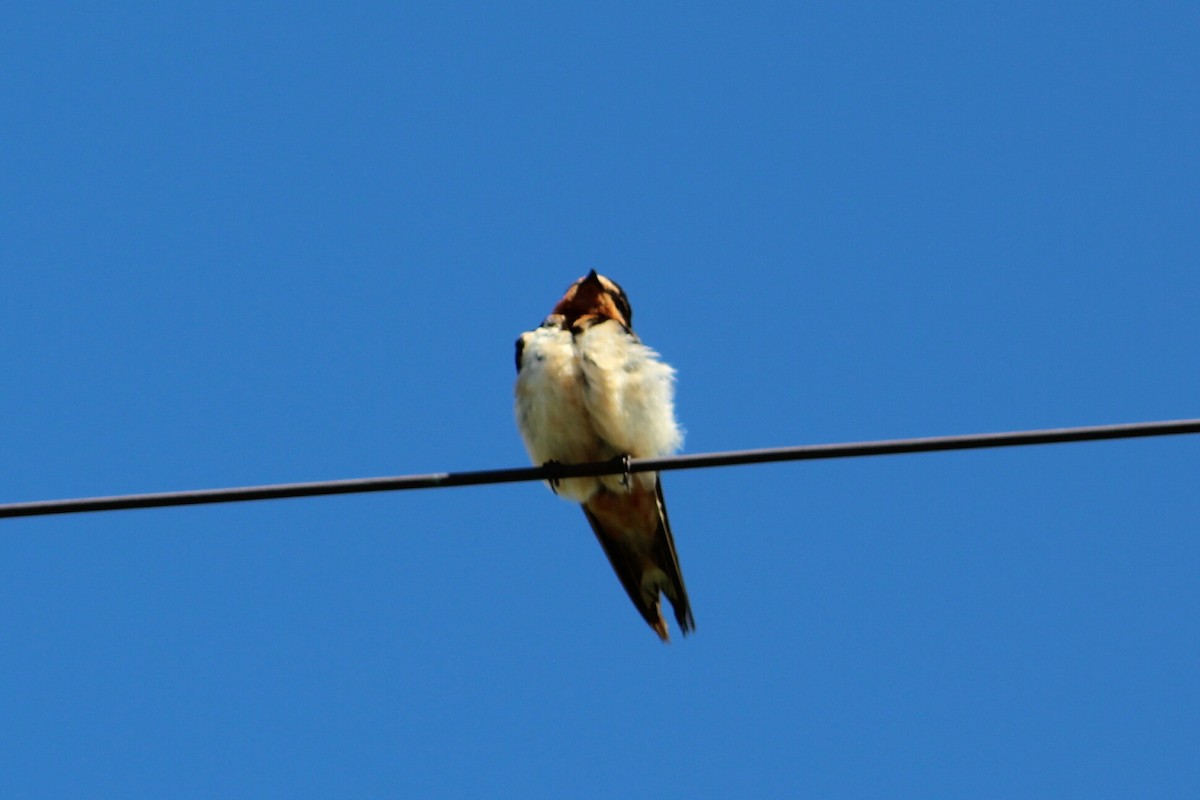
xmin=542 ymin=460 xmax=564 ymax=494
xmin=611 ymin=454 xmax=633 ymax=490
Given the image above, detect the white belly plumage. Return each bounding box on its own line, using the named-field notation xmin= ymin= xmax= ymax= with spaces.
xmin=515 ymin=320 xmax=682 ymax=502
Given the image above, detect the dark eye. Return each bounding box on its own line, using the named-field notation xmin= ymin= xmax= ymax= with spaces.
xmin=616 ymin=294 xmax=632 ymax=327
xmin=606 ymin=284 xmax=631 ymax=327
xmin=599 ymin=274 xmax=633 ymax=327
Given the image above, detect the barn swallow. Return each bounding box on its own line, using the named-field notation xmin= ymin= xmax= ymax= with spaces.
xmin=514 ymin=271 xmax=694 ymax=641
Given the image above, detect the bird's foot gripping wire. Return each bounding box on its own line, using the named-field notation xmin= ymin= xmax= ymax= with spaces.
xmin=610 ymin=454 xmax=633 ymax=490
xmin=541 ymin=460 xmax=564 ymax=494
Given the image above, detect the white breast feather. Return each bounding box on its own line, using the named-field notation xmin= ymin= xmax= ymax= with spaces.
xmin=577 ymin=321 xmax=682 ymax=459
xmin=514 ymin=321 xmax=683 ymax=502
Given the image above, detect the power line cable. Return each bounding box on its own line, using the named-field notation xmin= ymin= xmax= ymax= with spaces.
xmin=1 ymin=418 xmax=1197 ymax=520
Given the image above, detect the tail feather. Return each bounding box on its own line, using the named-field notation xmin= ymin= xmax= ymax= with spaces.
xmin=581 ymin=475 xmax=694 ymax=641
xmin=653 ymin=476 xmax=694 ymax=634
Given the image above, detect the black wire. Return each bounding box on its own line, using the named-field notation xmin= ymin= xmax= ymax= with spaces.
xmin=1 ymin=418 xmax=1197 ymax=520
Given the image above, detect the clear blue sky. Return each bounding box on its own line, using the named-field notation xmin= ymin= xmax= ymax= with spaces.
xmin=2 ymin=3 xmax=1198 ymax=797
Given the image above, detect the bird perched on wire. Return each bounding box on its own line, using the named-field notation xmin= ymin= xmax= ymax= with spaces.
xmin=514 ymin=270 xmax=694 ymax=641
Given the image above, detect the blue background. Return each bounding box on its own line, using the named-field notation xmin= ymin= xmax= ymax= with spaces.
xmin=2 ymin=3 xmax=1198 ymax=797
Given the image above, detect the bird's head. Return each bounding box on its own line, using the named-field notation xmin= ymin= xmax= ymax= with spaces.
xmin=550 ymin=270 xmax=633 ymax=330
